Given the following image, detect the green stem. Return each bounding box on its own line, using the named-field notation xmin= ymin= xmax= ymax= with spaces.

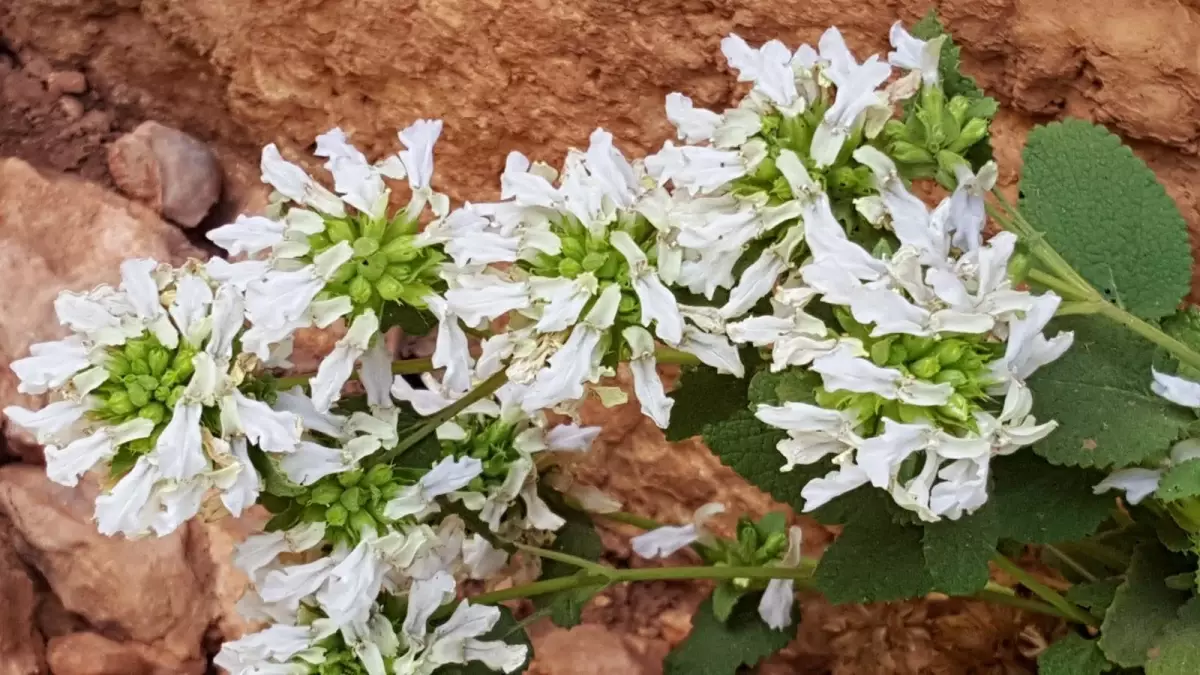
xmin=512 ymin=542 xmax=613 ymax=577
xmin=1026 ymin=269 xmax=1092 ymax=303
xmin=597 ymin=510 xmax=664 ymax=530
xmin=1044 ymin=544 xmax=1099 ymax=583
xmin=654 ymin=346 xmax=704 ymax=366
xmin=381 ymin=370 xmax=509 ymax=461
xmin=991 ymin=553 xmax=1098 ymax=627
xmin=275 ymin=357 xmax=435 ymax=390
xmin=1096 ymin=302 xmax=1200 ymax=373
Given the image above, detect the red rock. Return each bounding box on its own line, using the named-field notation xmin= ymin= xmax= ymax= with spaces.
xmin=46 ymin=632 xmax=204 ymax=675
xmin=0 ymin=519 xmax=45 ymax=675
xmin=57 ymin=95 xmax=84 ymax=121
xmin=530 ymin=625 xmax=658 ymax=675
xmin=107 ymin=121 xmax=222 ymax=228
xmin=45 ymin=70 xmax=87 ymax=95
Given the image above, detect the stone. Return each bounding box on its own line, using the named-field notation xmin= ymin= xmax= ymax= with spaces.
xmin=57 ymin=95 xmax=84 ymax=121
xmin=45 ymin=70 xmax=87 ymax=95
xmin=0 ymin=159 xmax=200 ymax=455
xmin=0 ymin=465 xmax=213 ymax=665
xmin=107 ymin=121 xmax=222 ymax=227
xmin=0 ymin=518 xmax=45 ymax=675
xmin=530 ymin=625 xmax=656 ymax=675
xmin=46 ymin=632 xmax=204 ymax=675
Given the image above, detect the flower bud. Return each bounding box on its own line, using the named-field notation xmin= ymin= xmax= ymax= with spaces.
xmin=376 ymin=274 xmax=404 ymax=301
xmin=136 ymin=375 xmax=159 ymax=390
xmin=339 ymin=487 xmax=363 ymax=513
xmin=138 ymin=402 xmax=167 ymax=425
xmin=349 ymin=510 xmax=377 ymax=536
xmin=870 ymin=339 xmax=894 ymax=367
xmin=326 ymin=219 xmax=356 ymax=244
xmin=348 ymin=276 xmax=373 ymax=305
xmin=147 ymin=348 xmax=170 ymax=377
xmin=889 ymin=141 xmax=935 ymax=165
xmin=886 ymin=344 xmax=909 ymax=366
xmin=949 ymin=118 xmax=989 ymax=153
xmin=557 ymin=258 xmax=583 ymax=278
xmin=301 ymin=503 xmax=326 ymax=523
xmin=911 ymin=356 xmax=941 ymax=379
xmin=365 ymin=464 xmax=394 ymax=487
xmin=897 ymin=403 xmax=932 ymax=424
xmin=352 ymin=236 xmax=381 ymax=259
xmin=933 ymin=369 xmax=967 ymax=388
xmin=759 ymin=531 xmax=789 ymax=561
xmin=126 ymin=383 xmax=151 ymax=408
xmin=165 ymin=386 xmax=185 ymax=409
xmin=130 ymin=359 xmax=151 ymax=376
xmin=385 ymin=213 xmax=420 ymax=239
xmin=173 ymin=349 xmax=196 ymax=378
xmin=948 ymin=96 xmax=971 ymax=125
xmin=307 ymin=232 xmax=332 ymax=252
xmin=921 ymin=85 xmax=946 ymax=116
xmin=311 ymin=482 xmax=342 ymax=505
xmin=934 ymin=341 xmax=966 ymax=366
xmin=338 ymin=470 xmax=364 ymax=487
xmin=617 ymin=293 xmax=638 ymax=316
xmin=752 ymin=155 xmax=778 ymax=183
xmin=108 ymin=391 xmax=135 ymax=416
xmin=325 ymin=504 xmax=349 ymax=527
xmin=483 ymin=456 xmax=509 ymax=478
xmin=124 ymin=340 xmax=148 ymax=361
xmin=361 ymin=216 xmax=387 ymax=243
xmin=581 ymin=251 xmax=608 ymax=272
xmin=938 ymin=393 xmax=972 ymax=421
xmin=736 ymin=518 xmax=759 ymax=551
xmin=828 ymin=166 xmax=861 ymax=192
xmin=1007 ymin=251 xmax=1032 ymax=286
xmin=381 ymin=236 xmax=419 ymax=263
xmin=107 ymin=354 xmax=132 ymax=378
xmin=379 ymin=482 xmax=404 ymax=500
xmin=882 ymin=119 xmax=907 ymax=141
xmin=901 ymin=336 xmax=936 ymax=359
xmin=560 ymin=237 xmax=586 ymax=261
xmin=159 ymin=371 xmax=179 ymax=389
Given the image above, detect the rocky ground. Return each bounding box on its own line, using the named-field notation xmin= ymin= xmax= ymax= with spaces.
xmin=2 ymin=1 xmax=1199 ymax=673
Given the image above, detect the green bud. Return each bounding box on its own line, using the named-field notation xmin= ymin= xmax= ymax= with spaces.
xmin=557 ymin=258 xmax=583 ymax=278
xmin=365 ymin=464 xmax=394 ymax=487
xmin=870 ymin=339 xmax=894 ymax=367
xmin=938 ymin=393 xmax=972 ymax=422
xmin=759 ymin=531 xmax=788 ymax=561
xmin=339 ymin=470 xmax=363 ymax=487
xmin=896 ymin=403 xmax=932 ymax=424
xmin=362 ymin=216 xmax=387 ymax=243
xmin=159 ymin=371 xmax=178 ymax=388
xmin=352 ymin=236 xmax=381 ymax=258
xmin=136 ymin=375 xmax=159 ymax=390
xmin=581 ymin=251 xmax=608 ymax=272
xmin=752 ymin=155 xmax=778 ymax=182
xmin=585 ymin=235 xmax=609 ymax=254
xmin=889 ymin=141 xmax=935 ymax=165
xmin=376 ymin=274 xmax=404 ymax=301
xmin=936 ymin=150 xmax=968 ymax=180
xmin=348 ymin=276 xmax=373 ymax=305
xmin=124 ymin=340 xmax=148 ymax=361
xmin=1007 ymin=252 xmax=1032 ymax=286
xmin=348 ymin=510 xmax=377 ymax=536
xmin=902 ymin=336 xmax=936 ymax=359
xmin=948 ymin=96 xmax=971 ymax=125
xmin=911 ymin=356 xmax=941 ymax=379
xmin=107 ymin=391 xmax=135 ymax=416
xmin=325 ymin=504 xmax=348 ymax=527
xmin=311 ymin=482 xmax=342 ymax=506
xmin=340 ymin=487 xmax=363 ymax=513
xmin=172 ymin=349 xmax=195 ymax=377
xmin=886 ymin=344 xmax=909 ymax=366
xmin=126 ymin=383 xmax=151 ymax=408
xmin=302 ymin=503 xmax=327 ymax=523
xmin=485 ymin=422 xmax=511 ymax=445
xmin=380 ymin=236 xmax=419 ymax=263
xmin=326 ymin=219 xmax=356 ymax=244
xmin=384 ymin=213 xmax=420 ymax=240
xmin=949 ymin=118 xmax=989 ymax=153
xmin=778 ymin=114 xmax=811 ymax=151
xmin=618 ymin=293 xmax=638 ymax=316
xmin=147 ymin=348 xmax=170 ymax=377
xmin=130 ymin=359 xmax=150 ymax=376
xmin=137 ymin=402 xmax=167 ymax=425
xmin=307 ymin=232 xmax=332 ymax=252
xmin=165 ymin=386 xmax=185 ymax=409
xmin=560 ymin=237 xmax=586 ymax=261
xmin=920 ymin=85 xmax=946 ymax=116
xmin=882 ymin=119 xmax=907 ymax=141
xmin=737 ymin=518 xmax=759 ymax=550
xmin=483 ymin=456 xmax=508 ymax=478
xmin=828 ymin=166 xmax=860 ymax=192
xmin=379 ymin=482 xmax=404 ymax=500
xmin=107 ymin=353 xmax=132 ymax=378
xmin=934 ymin=341 xmax=966 ymax=366
xmin=596 ymin=254 xmax=621 ymax=279
xmin=933 ymin=369 xmax=968 ymax=387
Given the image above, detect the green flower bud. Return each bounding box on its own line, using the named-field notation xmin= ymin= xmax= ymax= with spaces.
xmin=897 ymin=403 xmax=932 ymax=424
xmin=759 ymin=531 xmax=788 ymax=561
xmin=172 ymin=349 xmax=196 ymax=378
xmin=147 ymin=348 xmax=170 ymax=377
xmin=889 ymin=141 xmax=935 ymax=165
xmin=328 ymin=261 xmax=356 ymax=286
xmin=933 ymin=369 xmax=968 ymax=387
xmin=108 ymin=391 xmax=135 ymax=416
xmin=159 ymin=371 xmax=178 ymax=388
xmin=902 ymin=336 xmax=936 ymax=359
xmin=130 ymin=359 xmax=150 ymax=376
xmin=938 ymin=393 xmax=972 ymax=421
xmin=483 ymin=456 xmax=508 ymax=478
xmin=949 ymin=118 xmax=989 ymax=153
xmin=340 ymin=487 xmax=363 ymax=513
xmin=396 ymin=283 xmax=434 ymax=307
xmin=352 ymin=236 xmax=381 ymax=258
xmin=380 ymin=236 xmax=419 ymax=263
xmin=887 ymin=344 xmax=909 ymax=366
xmin=107 ymin=353 xmax=132 ymax=378
xmin=911 ymin=356 xmax=941 ymax=379
xmin=326 ymin=219 xmax=356 ymax=244
xmin=126 ymin=383 xmax=151 ymax=408
xmin=828 ymin=166 xmax=860 ymax=192
xmin=301 ymin=503 xmax=327 ymax=523
xmin=882 ymin=119 xmax=907 ymax=141
xmin=165 ymin=386 xmax=185 ymax=409
xmin=617 ymin=293 xmax=638 ymax=316
xmin=124 ymin=340 xmax=148 ymax=361
xmin=948 ymin=96 xmax=971 ymax=125
xmin=325 ymin=504 xmax=349 ymax=527
xmin=936 ymin=150 xmax=968 ymax=180
xmin=365 ymin=464 xmax=394 ymax=487
xmin=778 ymin=114 xmax=811 ymax=151
xmin=467 ymin=476 xmax=485 ymax=492
xmin=379 ymin=482 xmax=404 ymax=500
xmin=934 ymin=341 xmax=966 ymax=366
xmin=361 ymin=216 xmax=387 ymax=243
xmin=376 ymin=274 xmax=404 ymax=301
xmin=384 ymin=213 xmax=420 ymax=240
xmin=307 ymin=232 xmax=332 ymax=252
xmin=311 ymin=482 xmax=343 ymax=505
xmin=557 ymin=258 xmax=583 ymax=278
xmin=736 ymin=519 xmax=759 ymax=551
xmin=348 ymin=276 xmax=373 ymax=305
xmin=920 ymin=85 xmax=946 ymax=116
xmin=137 ymin=402 xmax=167 ymax=425
xmin=136 ymin=375 xmax=159 ymax=390
xmin=1007 ymin=251 xmax=1032 ymax=286
xmin=752 ymin=155 xmax=778 ymax=182
xmin=348 ymin=510 xmax=377 ymax=536
xmin=581 ymin=251 xmax=608 ymax=272
xmin=870 ymin=339 xmax=894 ymax=367
xmin=485 ymin=422 xmax=511 ymax=445
xmin=560 ymin=237 xmax=586 ymax=261
xmin=339 ymin=470 xmax=364 ymax=487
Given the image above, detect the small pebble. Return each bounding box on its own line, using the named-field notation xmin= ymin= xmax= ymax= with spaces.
xmin=18 ymin=51 xmax=52 ymax=79
xmin=47 ymin=70 xmax=87 ymax=95
xmin=78 ymin=109 xmax=112 ymax=133
xmin=0 ymin=53 xmax=14 ymax=77
xmin=58 ymin=96 xmax=85 ymax=121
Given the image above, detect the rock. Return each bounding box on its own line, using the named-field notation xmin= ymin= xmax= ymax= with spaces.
xmin=77 ymin=109 xmax=112 ymax=133
xmin=0 ymin=159 xmax=200 ymax=454
xmin=530 ymin=625 xmax=657 ymax=675
xmin=0 ymin=465 xmax=213 ymax=665
xmin=46 ymin=632 xmax=204 ymax=675
xmin=0 ymin=518 xmax=45 ymax=675
xmin=16 ymin=51 xmax=51 ymax=81
xmin=57 ymin=95 xmax=84 ymax=121
xmin=45 ymin=70 xmax=87 ymax=95
xmin=107 ymin=121 xmax=222 ymax=227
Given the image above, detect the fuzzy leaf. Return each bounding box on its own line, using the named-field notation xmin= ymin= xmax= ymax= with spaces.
xmin=1099 ymin=545 xmax=1192 ymax=668
xmin=1162 ymin=308 xmax=1200 ymax=379
xmin=1039 ymin=633 xmax=1113 ymax=675
xmin=433 ymin=606 xmax=533 ymax=674
xmin=534 ymin=510 xmax=604 ymax=628
xmin=815 ymin=500 xmax=934 ymax=603
xmin=703 ymin=409 xmax=802 ymax=509
xmin=663 ymin=593 xmax=794 ymax=675
xmin=1031 ymin=316 xmax=1191 ymax=468
xmin=747 ymin=368 xmax=821 ymax=407
xmin=1146 ymin=597 xmax=1200 ymax=674
xmin=991 ymin=452 xmax=1113 ymax=543
xmin=1020 ymin=119 xmax=1191 ymax=320
xmin=1157 ymin=459 xmax=1200 ymax=502
xmin=922 ymin=503 xmax=999 ymax=595
xmin=1067 ymin=578 xmax=1123 ymax=620
xmin=666 ymin=365 xmax=750 ymax=441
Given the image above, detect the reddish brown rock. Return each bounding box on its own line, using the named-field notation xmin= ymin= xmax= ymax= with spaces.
xmin=107 ymin=121 xmax=222 ymax=227
xmin=45 ymin=70 xmax=87 ymax=95
xmin=46 ymin=632 xmax=203 ymax=675
xmin=0 ymin=519 xmax=45 ymax=675
xmin=530 ymin=625 xmax=657 ymax=675
xmin=0 ymin=466 xmax=213 ymax=665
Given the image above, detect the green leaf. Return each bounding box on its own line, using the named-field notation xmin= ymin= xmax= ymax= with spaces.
xmin=910 ymin=11 xmax=994 ymax=106
xmin=433 ymin=606 xmax=533 ymax=674
xmin=1067 ymin=578 xmax=1123 ymax=620
xmin=1039 ymin=633 xmax=1113 ymax=675
xmin=663 ymin=593 xmax=794 ymax=675
xmin=815 ymin=500 xmax=934 ymax=603
xmin=703 ymin=409 xmax=801 ymax=509
xmin=380 ymin=303 xmax=437 ymax=336
xmin=1030 ymin=316 xmax=1191 ymax=468
xmin=533 ymin=510 xmax=604 ymax=628
xmin=1162 ymin=308 xmax=1200 ymax=380
xmin=248 ymin=446 xmax=307 ymax=497
xmin=922 ymin=503 xmax=999 ymax=595
xmin=666 ymin=365 xmax=752 ymax=441
xmin=1099 ymin=545 xmax=1192 ymax=668
xmin=991 ymin=451 xmax=1113 ymax=543
xmin=747 ymin=368 xmax=821 ymax=407
xmin=1158 ymin=460 xmax=1200 ymax=502
xmin=711 ymin=582 xmax=748 ymax=623
xmin=1146 ymin=597 xmax=1200 ymax=674
xmin=1019 ymin=119 xmax=1191 ymax=320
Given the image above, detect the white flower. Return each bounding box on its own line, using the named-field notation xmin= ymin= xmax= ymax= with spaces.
xmin=523 ymin=284 xmax=621 ymax=413
xmin=245 ymin=242 xmax=354 ymax=344
xmin=404 ymin=601 xmax=529 ymax=674
xmin=314 ymin=127 xmax=399 ymax=219
xmin=665 ymin=92 xmax=721 ymax=143
xmin=720 ymin=226 xmax=805 ymax=320
xmin=645 ymin=141 xmax=763 ymax=196
xmin=275 ymin=387 xmax=348 ymax=439
xmin=43 ymin=418 xmax=155 ymax=487
xmin=94 ymin=456 xmax=162 ymax=536
xmin=215 ymin=621 xmax=337 ymax=675
xmin=316 ymin=536 xmax=393 ymax=625
xmin=1094 ymin=468 xmax=1162 ymax=505
xmin=631 ymin=503 xmax=725 ymax=558
xmin=530 ymin=274 xmax=598 ymax=334
xmin=444 ymin=271 xmax=531 ymax=328
xmin=800 ymin=461 xmax=870 ymax=512
xmin=311 ymin=310 xmax=380 ymax=412
xmin=929 ymin=457 xmax=989 ymax=519
xmin=610 ymin=231 xmax=684 ymax=343
xmin=120 ymin=258 xmax=177 ymax=348
xmin=720 ymin=34 xmax=800 ymax=110
xmin=855 ymin=419 xmax=988 ymax=489
xmin=1151 ymin=369 xmax=1200 ymax=408
xmin=758 ymin=526 xmax=803 ymax=630
xmin=755 ymin=402 xmax=860 ymax=470
xmin=727 ymin=285 xmax=834 ymax=372
xmin=812 ymin=343 xmax=953 ymax=406
xmin=992 ymin=292 xmax=1073 ymax=385
xmin=385 ymin=456 xmax=484 ymax=520
xmin=234 ymin=522 xmax=327 ymax=584
xmin=4 ymin=399 xmax=92 ymax=446
xmin=623 ymin=326 xmax=673 ymax=429
xmin=947 ymin=162 xmax=999 ymax=252
xmin=261 ymin=143 xmax=346 ymax=216
xmin=221 ymin=389 xmax=303 ymax=454
xmin=500 ymin=151 xmax=562 ymax=208
xmin=811 ymin=50 xmax=891 ymax=166
xmin=887 ymin=22 xmax=944 ymax=86
xmin=675 ymin=306 xmax=745 ymax=377
xmin=207 ymin=215 xmax=287 ymax=257
xmin=10 ymin=336 xmax=92 ymax=395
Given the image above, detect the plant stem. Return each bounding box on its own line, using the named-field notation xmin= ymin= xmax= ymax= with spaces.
xmin=991 ymin=553 xmax=1098 ymax=627
xmin=512 ymin=542 xmax=613 ymax=577
xmin=1044 ymin=544 xmax=1099 ymax=583
xmin=1096 ymin=302 xmax=1200 ymax=373
xmin=597 ymin=510 xmax=664 ymax=530
xmin=654 ymin=346 xmax=703 ymax=366
xmin=275 ymin=357 xmax=435 ymax=390
xmin=381 ymin=370 xmax=509 ymax=461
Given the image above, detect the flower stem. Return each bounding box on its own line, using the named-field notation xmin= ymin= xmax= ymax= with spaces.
xmin=991 ymin=553 xmax=1098 ymax=627
xmin=597 ymin=510 xmax=664 ymax=530
xmin=654 ymin=346 xmax=703 ymax=366
xmin=275 ymin=357 xmax=435 ymax=390
xmin=381 ymin=370 xmax=509 ymax=462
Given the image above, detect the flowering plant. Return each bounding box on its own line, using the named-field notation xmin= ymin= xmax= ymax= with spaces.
xmin=9 ymin=12 xmax=1200 ymax=674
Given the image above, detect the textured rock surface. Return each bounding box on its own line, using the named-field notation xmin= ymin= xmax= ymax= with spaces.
xmin=0 ymin=519 xmax=44 ymax=675
xmin=107 ymin=121 xmax=222 ymax=227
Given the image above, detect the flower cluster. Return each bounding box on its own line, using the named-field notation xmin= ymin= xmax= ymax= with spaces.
xmin=3 ymin=19 xmax=1074 ymax=674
